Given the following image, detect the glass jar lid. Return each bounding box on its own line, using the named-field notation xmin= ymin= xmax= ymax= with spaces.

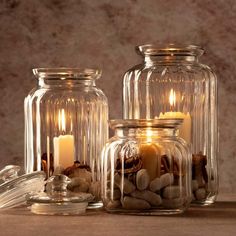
xmin=28 ymin=174 xmax=94 ymax=215
xmin=0 ymin=165 xmax=45 ymax=210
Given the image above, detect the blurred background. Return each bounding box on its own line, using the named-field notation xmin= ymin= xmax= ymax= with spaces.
xmin=0 ymin=0 xmax=235 ymax=193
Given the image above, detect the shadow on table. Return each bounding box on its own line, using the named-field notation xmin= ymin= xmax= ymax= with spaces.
xmin=183 ymin=201 xmax=236 ymax=219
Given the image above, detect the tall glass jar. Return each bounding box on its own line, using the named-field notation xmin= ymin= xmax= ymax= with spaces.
xmin=123 ymin=44 xmax=218 ymax=205
xmin=101 ymin=119 xmax=192 ymax=215
xmin=24 ymin=68 xmax=108 ymax=208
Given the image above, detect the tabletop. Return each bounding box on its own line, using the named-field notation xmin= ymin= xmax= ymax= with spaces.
xmin=0 ymin=194 xmax=235 ymax=236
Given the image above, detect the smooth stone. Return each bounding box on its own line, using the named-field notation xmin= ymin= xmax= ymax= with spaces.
xmin=192 ymin=180 xmax=199 ymax=192
xmin=114 ymin=173 xmax=136 ymax=194
xmin=150 ymin=177 xmax=162 ymax=192
xmin=136 ymin=169 xmax=150 ymax=191
xmin=106 ymin=200 xmax=121 ymax=209
xmin=162 ymin=186 xmax=181 ymax=199
xmin=122 ymin=196 xmax=151 ymax=210
xmin=162 ymin=198 xmax=184 ymax=208
xmin=195 ymin=188 xmax=206 ymax=200
xmin=160 ymin=173 xmax=174 ymax=188
xmin=131 ymin=190 xmax=162 ymax=206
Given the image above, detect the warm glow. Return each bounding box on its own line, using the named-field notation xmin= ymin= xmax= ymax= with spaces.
xmin=169 ymin=88 xmax=176 ymax=107
xmin=146 ymin=128 xmax=153 ymax=143
xmin=58 ymin=109 xmax=66 ymax=132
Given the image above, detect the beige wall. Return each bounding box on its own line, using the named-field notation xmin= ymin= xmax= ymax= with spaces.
xmin=0 ymin=0 xmax=235 ymax=193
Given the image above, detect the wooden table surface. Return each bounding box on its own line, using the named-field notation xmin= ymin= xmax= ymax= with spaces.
xmin=0 ymin=194 xmax=235 ymax=236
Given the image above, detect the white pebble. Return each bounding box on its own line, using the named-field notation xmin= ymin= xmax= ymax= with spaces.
xmin=136 ymin=169 xmax=150 ymax=191
xmin=122 ymin=196 xmax=151 ymax=210
xmin=162 ymin=186 xmax=181 ymax=199
xmin=195 ymin=188 xmax=206 ymax=200
xmin=131 ymin=190 xmax=162 ymax=206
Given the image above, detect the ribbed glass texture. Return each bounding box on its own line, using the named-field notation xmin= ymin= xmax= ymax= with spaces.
xmin=24 ymin=68 xmax=108 ymax=207
xmin=101 ymin=119 xmax=192 ymax=215
xmin=123 ymin=45 xmax=218 ymax=205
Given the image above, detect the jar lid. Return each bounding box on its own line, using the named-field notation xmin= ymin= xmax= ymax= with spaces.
xmin=28 ymin=174 xmax=94 ymax=215
xmin=109 ymin=118 xmax=183 ymax=129
xmin=0 ymin=165 xmax=45 ymax=210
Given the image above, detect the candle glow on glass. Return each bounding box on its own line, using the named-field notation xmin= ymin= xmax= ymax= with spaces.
xmin=159 ymin=88 xmax=192 ymax=144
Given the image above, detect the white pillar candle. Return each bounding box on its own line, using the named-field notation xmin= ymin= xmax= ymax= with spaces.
xmin=159 ymin=111 xmax=191 ymax=144
xmin=53 ymin=109 xmax=75 ymax=169
xmin=159 ymin=89 xmax=192 ymax=144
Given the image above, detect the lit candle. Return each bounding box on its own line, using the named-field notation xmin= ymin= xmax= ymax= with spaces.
xmin=139 ymin=129 xmax=162 ymax=180
xmin=159 ymin=89 xmax=191 ymax=144
xmin=53 ymin=109 xmax=75 ymax=169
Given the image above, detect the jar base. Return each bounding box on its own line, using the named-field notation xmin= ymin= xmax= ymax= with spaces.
xmin=105 ymin=207 xmax=186 ymax=216
xmin=87 ymin=201 xmax=103 ymax=209
xmin=191 ymin=195 xmax=217 ymax=206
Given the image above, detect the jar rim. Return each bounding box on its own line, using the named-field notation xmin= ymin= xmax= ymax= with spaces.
xmin=136 ymin=44 xmax=204 ymax=57
xmin=32 ymin=68 xmax=102 ymax=80
xmin=109 ymin=119 xmax=183 ymax=129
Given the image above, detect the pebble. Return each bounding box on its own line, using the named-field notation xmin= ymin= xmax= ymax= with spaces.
xmin=192 ymin=180 xmax=199 ymax=192
xmin=114 ymin=174 xmax=136 ymax=194
xmin=136 ymin=169 xmax=150 ymax=191
xmin=195 ymin=188 xmax=206 ymax=200
xmin=162 ymin=198 xmax=184 ymax=208
xmin=131 ymin=190 xmax=162 ymax=206
xmin=106 ymin=200 xmax=121 ymax=209
xmin=149 ymin=178 xmax=161 ymax=192
xmin=162 ymin=186 xmax=181 ymax=199
xmin=160 ymin=173 xmax=174 ymax=188
xmin=122 ymin=196 xmax=151 ymax=210
xmin=107 ymin=188 xmax=121 ymax=200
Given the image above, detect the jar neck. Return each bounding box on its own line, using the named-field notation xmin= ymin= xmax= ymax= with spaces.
xmin=115 ymin=127 xmax=179 ymax=139
xmin=38 ymin=78 xmax=96 ymax=88
xmin=136 ymin=44 xmax=203 ymax=66
xmin=144 ymin=54 xmax=198 ymax=66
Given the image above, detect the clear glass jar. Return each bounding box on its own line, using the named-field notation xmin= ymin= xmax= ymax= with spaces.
xmin=101 ymin=119 xmax=192 ymax=215
xmin=24 ymin=68 xmax=108 ymax=208
xmin=123 ymin=44 xmax=218 ymax=205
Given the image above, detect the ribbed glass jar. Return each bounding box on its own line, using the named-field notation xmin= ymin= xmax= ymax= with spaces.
xmin=101 ymin=119 xmax=192 ymax=215
xmin=123 ymin=44 xmax=218 ymax=205
xmin=24 ymin=68 xmax=108 ymax=208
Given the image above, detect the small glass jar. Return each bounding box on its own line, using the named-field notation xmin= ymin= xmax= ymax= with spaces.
xmin=24 ymin=68 xmax=108 ymax=208
xmin=123 ymin=44 xmax=218 ymax=205
xmin=101 ymin=119 xmax=192 ymax=215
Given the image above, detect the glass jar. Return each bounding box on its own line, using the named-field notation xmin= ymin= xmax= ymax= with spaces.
xmin=101 ymin=119 xmax=192 ymax=215
xmin=24 ymin=68 xmax=108 ymax=208
xmin=123 ymin=44 xmax=218 ymax=205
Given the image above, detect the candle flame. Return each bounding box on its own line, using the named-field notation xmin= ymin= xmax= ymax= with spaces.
xmin=169 ymin=88 xmax=176 ymax=107
xmin=58 ymin=109 xmax=66 ymax=132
